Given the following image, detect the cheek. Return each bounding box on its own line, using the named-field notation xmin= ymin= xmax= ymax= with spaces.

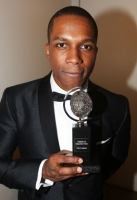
xmin=84 ymin=59 xmax=95 ymax=74
xmin=49 ymin=53 xmax=58 ymax=66
xmin=49 ymin=57 xmax=61 ymax=73
xmin=86 ymin=55 xmax=96 ymax=66
xmin=50 ymin=54 xmax=65 ymax=70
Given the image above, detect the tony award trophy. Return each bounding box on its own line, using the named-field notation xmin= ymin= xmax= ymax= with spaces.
xmin=63 ymin=86 xmax=100 ymax=173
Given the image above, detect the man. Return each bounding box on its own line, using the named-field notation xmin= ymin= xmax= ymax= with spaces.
xmin=0 ymin=6 xmax=130 ymax=200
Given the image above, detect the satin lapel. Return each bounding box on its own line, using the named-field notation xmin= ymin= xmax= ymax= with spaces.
xmin=88 ymin=81 xmax=101 ymax=126
xmin=38 ymin=74 xmax=60 ymax=154
xmin=87 ymin=80 xmax=107 ymax=141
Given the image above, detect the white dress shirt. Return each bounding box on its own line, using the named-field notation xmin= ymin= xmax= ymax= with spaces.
xmin=36 ymin=74 xmax=88 ymax=189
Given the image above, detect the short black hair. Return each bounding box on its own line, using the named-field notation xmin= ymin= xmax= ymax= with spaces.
xmin=47 ymin=6 xmax=98 ymax=43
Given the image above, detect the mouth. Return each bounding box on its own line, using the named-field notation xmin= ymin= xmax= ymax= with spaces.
xmin=63 ymin=71 xmax=84 ymax=78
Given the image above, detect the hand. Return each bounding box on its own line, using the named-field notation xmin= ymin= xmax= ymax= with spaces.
xmin=42 ymin=150 xmax=87 ymax=182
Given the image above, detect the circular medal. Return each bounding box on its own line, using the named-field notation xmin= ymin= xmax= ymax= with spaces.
xmin=70 ymin=90 xmax=93 ymax=119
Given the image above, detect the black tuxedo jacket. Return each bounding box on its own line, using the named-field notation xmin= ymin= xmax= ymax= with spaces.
xmin=0 ymin=73 xmax=130 ymax=200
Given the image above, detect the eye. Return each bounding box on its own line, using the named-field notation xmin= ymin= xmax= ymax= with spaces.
xmin=56 ymin=43 xmax=67 ymax=48
xmin=81 ymin=45 xmax=92 ymax=50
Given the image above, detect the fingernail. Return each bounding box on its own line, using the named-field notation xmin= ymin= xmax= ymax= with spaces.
xmin=78 ymin=158 xmax=83 ymax=164
xmin=77 ymin=167 xmax=82 ymax=173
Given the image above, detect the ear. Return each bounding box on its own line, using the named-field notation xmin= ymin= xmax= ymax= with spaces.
xmin=45 ymin=43 xmax=50 ymax=59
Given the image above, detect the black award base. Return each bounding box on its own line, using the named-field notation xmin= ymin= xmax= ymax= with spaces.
xmin=73 ymin=126 xmax=100 ymax=173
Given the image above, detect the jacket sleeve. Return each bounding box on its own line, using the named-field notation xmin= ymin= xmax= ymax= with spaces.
xmin=0 ymin=89 xmax=42 ymax=191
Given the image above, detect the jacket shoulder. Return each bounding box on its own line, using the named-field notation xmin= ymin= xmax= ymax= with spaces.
xmin=3 ymin=73 xmax=51 ymax=97
xmin=90 ymin=81 xmax=129 ymax=104
xmin=5 ymin=78 xmax=42 ymax=95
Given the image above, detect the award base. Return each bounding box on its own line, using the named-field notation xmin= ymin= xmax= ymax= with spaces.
xmin=78 ymin=155 xmax=100 ymax=173
xmin=72 ymin=126 xmax=100 ymax=173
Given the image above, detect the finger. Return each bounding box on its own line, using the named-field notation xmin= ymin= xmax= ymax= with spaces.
xmin=59 ymin=165 xmax=83 ymax=176
xmin=76 ymin=172 xmax=89 ymax=176
xmin=57 ymin=150 xmax=72 ymax=155
xmin=61 ymin=155 xmax=83 ymax=165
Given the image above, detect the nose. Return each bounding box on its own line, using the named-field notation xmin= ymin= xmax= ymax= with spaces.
xmin=66 ymin=48 xmax=83 ymax=65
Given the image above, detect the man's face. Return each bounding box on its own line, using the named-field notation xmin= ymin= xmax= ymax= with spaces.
xmin=45 ymin=15 xmax=98 ymax=91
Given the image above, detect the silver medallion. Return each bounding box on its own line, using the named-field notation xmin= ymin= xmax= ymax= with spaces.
xmin=70 ymin=90 xmax=93 ymax=119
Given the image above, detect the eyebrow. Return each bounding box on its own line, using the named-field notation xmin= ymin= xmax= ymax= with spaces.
xmin=82 ymin=38 xmax=95 ymax=43
xmin=53 ymin=37 xmax=67 ymax=41
xmin=53 ymin=37 xmax=96 ymax=43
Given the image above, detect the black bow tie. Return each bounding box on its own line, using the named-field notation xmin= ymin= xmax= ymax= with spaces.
xmin=52 ymin=92 xmax=71 ymax=102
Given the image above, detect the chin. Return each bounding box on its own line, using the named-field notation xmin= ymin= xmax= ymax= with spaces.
xmin=67 ymin=83 xmax=83 ymax=90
